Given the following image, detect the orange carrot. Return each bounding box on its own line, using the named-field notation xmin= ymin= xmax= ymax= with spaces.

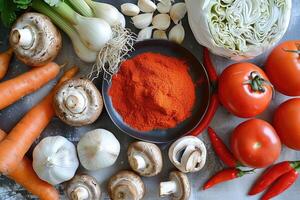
xmin=0 ymin=48 xmax=13 ymax=80
xmin=0 ymin=62 xmax=60 ymax=110
xmin=0 ymin=66 xmax=78 ymax=174
xmin=0 ymin=129 xmax=59 ymax=200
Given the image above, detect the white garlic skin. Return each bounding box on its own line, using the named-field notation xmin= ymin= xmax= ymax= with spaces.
xmin=132 ymin=13 xmax=153 ymax=29
xmin=77 ymin=129 xmax=120 ymax=171
xmin=32 ymin=136 xmax=79 ymax=185
xmin=152 ymin=14 xmax=171 ymax=30
xmin=170 ymin=3 xmax=187 ymax=24
xmin=121 ymin=3 xmax=140 ymax=16
xmin=138 ymin=26 xmax=154 ymax=41
xmin=169 ymin=23 xmax=185 ymax=44
xmin=153 ymin=30 xmax=168 ymax=40
xmin=138 ymin=0 xmax=157 ymax=13
xmin=157 ymin=2 xmax=171 ymax=14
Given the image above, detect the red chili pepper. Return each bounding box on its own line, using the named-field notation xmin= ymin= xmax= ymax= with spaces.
xmin=207 ymin=127 xmax=239 ymax=167
xmin=261 ymin=168 xmax=299 ymax=200
xmin=203 ymin=168 xmax=253 ymax=190
xmin=203 ymin=48 xmax=218 ymax=82
xmin=189 ymin=48 xmax=219 ymax=136
xmin=189 ymin=95 xmax=219 ymax=136
xmin=249 ymin=161 xmax=299 ymax=195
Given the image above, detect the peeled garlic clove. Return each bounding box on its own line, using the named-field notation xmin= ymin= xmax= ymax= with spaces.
xmin=169 ymin=23 xmax=185 ymax=44
xmin=152 ymin=14 xmax=170 ymax=31
xmin=157 ymin=2 xmax=171 ymax=14
xmin=170 ymin=3 xmax=187 ymax=24
xmin=138 ymin=0 xmax=157 ymax=13
xmin=138 ymin=26 xmax=154 ymax=41
xmin=132 ymin=13 xmax=153 ymax=29
xmin=121 ymin=3 xmax=140 ymax=16
xmin=153 ymin=30 xmax=168 ymax=40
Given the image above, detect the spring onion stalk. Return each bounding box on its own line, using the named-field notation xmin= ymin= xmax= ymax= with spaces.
xmin=66 ymin=0 xmax=94 ymax=18
xmin=38 ymin=0 xmax=136 ymax=79
xmin=43 ymin=0 xmax=112 ymax=51
xmin=32 ymin=0 xmax=97 ymax=62
xmin=83 ymin=0 xmax=122 ymax=27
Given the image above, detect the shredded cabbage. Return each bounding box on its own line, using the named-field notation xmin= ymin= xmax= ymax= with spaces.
xmin=186 ymin=0 xmax=292 ymax=60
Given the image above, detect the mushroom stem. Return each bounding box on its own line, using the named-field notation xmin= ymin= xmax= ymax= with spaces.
xmin=11 ymin=27 xmax=34 ymax=49
xmin=70 ymin=187 xmax=89 ymax=200
xmin=64 ymin=92 xmax=87 ymax=114
xmin=183 ymin=149 xmax=201 ymax=172
xmin=160 ymin=181 xmax=178 ymax=196
xmin=132 ymin=154 xmax=147 ymax=170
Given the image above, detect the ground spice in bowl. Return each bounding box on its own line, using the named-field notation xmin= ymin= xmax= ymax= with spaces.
xmin=109 ymin=52 xmax=196 ymax=131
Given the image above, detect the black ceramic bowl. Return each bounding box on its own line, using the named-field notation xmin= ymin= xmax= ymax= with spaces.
xmin=102 ymin=40 xmax=210 ymax=143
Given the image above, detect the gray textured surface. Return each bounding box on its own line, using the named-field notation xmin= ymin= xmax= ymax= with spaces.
xmin=0 ymin=0 xmax=299 ymax=199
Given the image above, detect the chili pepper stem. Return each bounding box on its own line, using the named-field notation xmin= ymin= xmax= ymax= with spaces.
xmin=238 ymin=169 xmax=256 ymax=177
xmin=289 ymin=161 xmax=300 ymax=169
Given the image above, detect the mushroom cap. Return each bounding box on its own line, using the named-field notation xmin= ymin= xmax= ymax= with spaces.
xmin=169 ymin=171 xmax=191 ymax=200
xmin=128 ymin=141 xmax=163 ymax=177
xmin=54 ymin=78 xmax=103 ymax=126
xmin=108 ymin=170 xmax=145 ymax=200
xmin=169 ymin=136 xmax=207 ymax=173
xmin=65 ymin=174 xmax=101 ymax=200
xmin=10 ymin=12 xmax=62 ymax=67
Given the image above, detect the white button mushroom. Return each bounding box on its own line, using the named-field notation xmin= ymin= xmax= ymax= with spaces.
xmin=128 ymin=141 xmax=163 ymax=177
xmin=32 ymin=136 xmax=79 ymax=185
xmin=108 ymin=170 xmax=145 ymax=200
xmin=169 ymin=136 xmax=207 ymax=173
xmin=160 ymin=171 xmax=191 ymax=200
xmin=9 ymin=12 xmax=62 ymax=67
xmin=65 ymin=174 xmax=101 ymax=200
xmin=54 ymin=78 xmax=103 ymax=127
xmin=77 ymin=129 xmax=120 ymax=171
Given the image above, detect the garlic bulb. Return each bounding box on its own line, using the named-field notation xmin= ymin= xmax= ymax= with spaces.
xmin=170 ymin=3 xmax=186 ymax=24
xmin=121 ymin=3 xmax=140 ymax=16
xmin=138 ymin=27 xmax=154 ymax=41
xmin=138 ymin=0 xmax=157 ymax=13
xmin=153 ymin=30 xmax=168 ymax=40
xmin=32 ymin=136 xmax=79 ymax=185
xmin=77 ymin=129 xmax=120 ymax=171
xmin=157 ymin=0 xmax=172 ymax=14
xmin=132 ymin=13 xmax=153 ymax=29
xmin=152 ymin=14 xmax=171 ymax=30
xmin=169 ymin=23 xmax=185 ymax=44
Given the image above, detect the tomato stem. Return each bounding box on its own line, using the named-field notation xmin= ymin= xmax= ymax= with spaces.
xmin=282 ymin=43 xmax=300 ymax=54
xmin=243 ymin=71 xmax=275 ymax=97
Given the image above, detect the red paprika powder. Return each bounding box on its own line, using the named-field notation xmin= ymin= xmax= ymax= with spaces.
xmin=109 ymin=52 xmax=196 ymax=131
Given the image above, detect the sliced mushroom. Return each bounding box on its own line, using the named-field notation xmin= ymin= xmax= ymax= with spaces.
xmin=160 ymin=171 xmax=191 ymax=200
xmin=9 ymin=12 xmax=62 ymax=67
xmin=54 ymin=78 xmax=103 ymax=126
xmin=108 ymin=170 xmax=145 ymax=200
xmin=169 ymin=136 xmax=207 ymax=173
xmin=65 ymin=174 xmax=101 ymax=200
xmin=128 ymin=141 xmax=163 ymax=177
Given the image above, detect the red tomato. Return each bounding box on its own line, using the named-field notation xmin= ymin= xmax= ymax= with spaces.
xmin=230 ymin=119 xmax=281 ymax=168
xmin=218 ymin=63 xmax=273 ymax=118
xmin=273 ymin=98 xmax=300 ymax=150
xmin=265 ymin=41 xmax=300 ymax=96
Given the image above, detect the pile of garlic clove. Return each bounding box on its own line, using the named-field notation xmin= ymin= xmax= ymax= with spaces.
xmin=121 ymin=0 xmax=186 ymax=44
